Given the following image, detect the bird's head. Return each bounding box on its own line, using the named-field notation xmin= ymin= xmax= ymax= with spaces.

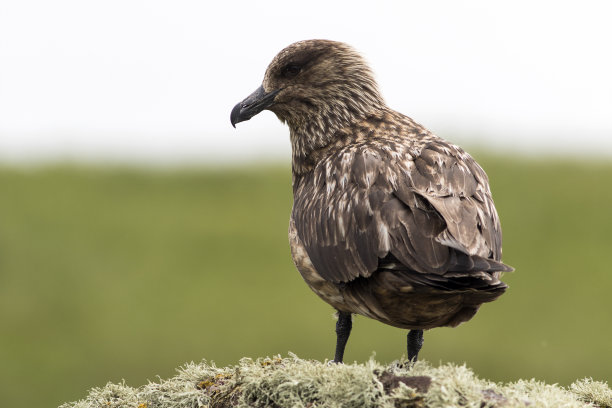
xmin=230 ymin=40 xmax=385 ymax=137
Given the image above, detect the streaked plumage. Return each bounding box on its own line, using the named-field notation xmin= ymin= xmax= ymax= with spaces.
xmin=231 ymin=39 xmax=512 ymax=362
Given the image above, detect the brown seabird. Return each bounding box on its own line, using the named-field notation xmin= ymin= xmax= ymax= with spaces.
xmin=230 ymin=39 xmax=513 ymax=363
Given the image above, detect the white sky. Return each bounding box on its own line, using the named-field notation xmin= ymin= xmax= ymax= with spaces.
xmin=1 ymin=0 xmax=611 ymax=164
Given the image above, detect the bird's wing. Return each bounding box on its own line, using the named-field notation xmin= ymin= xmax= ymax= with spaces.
xmin=292 ymin=140 xmax=509 ymax=284
xmin=402 ymin=141 xmax=502 ymax=260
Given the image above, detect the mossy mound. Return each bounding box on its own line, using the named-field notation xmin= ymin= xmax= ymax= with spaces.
xmin=60 ymin=354 xmax=611 ymax=408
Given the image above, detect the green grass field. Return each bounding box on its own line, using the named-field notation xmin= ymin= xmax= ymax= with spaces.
xmin=1 ymin=155 xmax=611 ymax=408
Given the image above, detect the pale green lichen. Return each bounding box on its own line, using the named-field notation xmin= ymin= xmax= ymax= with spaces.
xmin=570 ymin=378 xmax=612 ymax=408
xmin=60 ymin=354 xmax=611 ymax=408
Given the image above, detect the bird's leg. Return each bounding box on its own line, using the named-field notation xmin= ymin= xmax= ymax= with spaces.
xmin=407 ymin=329 xmax=424 ymax=362
xmin=333 ymin=311 xmax=352 ymax=363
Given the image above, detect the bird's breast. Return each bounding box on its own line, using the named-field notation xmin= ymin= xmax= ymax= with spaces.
xmin=288 ymin=218 xmax=345 ymax=307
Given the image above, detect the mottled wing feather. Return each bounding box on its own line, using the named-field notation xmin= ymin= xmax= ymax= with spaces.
xmin=408 ymin=143 xmax=502 ymax=260
xmin=292 ymin=140 xmax=509 ymax=284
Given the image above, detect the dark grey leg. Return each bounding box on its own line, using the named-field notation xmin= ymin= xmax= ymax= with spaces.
xmin=407 ymin=329 xmax=424 ymax=362
xmin=333 ymin=311 xmax=352 ymax=363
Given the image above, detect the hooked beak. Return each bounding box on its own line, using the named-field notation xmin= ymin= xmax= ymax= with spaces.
xmin=230 ymin=85 xmax=281 ymax=128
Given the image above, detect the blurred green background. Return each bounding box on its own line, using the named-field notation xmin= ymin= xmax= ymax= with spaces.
xmin=1 ymin=154 xmax=611 ymax=408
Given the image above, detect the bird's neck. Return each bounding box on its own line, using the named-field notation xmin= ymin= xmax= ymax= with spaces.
xmin=289 ymin=107 xmax=389 ymax=176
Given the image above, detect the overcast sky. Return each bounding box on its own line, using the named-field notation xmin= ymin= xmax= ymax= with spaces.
xmin=1 ymin=0 xmax=611 ymax=164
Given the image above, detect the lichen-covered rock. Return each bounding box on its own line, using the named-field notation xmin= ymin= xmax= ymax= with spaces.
xmin=60 ymin=354 xmax=611 ymax=408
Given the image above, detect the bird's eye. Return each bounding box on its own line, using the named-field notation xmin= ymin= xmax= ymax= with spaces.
xmin=282 ymin=64 xmax=302 ymax=78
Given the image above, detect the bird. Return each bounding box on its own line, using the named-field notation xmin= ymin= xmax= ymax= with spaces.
xmin=230 ymin=39 xmax=513 ymax=363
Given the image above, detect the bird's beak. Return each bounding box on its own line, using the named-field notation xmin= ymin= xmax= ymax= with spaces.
xmin=230 ymin=85 xmax=281 ymax=128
